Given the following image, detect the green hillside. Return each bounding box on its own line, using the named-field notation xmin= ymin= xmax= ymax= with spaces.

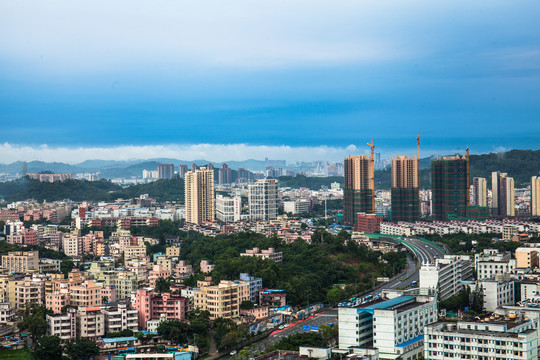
xmin=0 ymin=177 xmax=185 ymax=203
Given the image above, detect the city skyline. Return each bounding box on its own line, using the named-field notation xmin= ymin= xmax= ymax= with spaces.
xmin=1 ymin=0 xmax=540 ymax=162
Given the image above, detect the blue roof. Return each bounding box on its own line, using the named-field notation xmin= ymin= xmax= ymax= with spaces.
xmin=358 ymin=296 xmax=414 ymax=314
xmin=397 ymin=334 xmax=424 ymax=348
xmin=102 ymin=336 xmax=138 ymax=343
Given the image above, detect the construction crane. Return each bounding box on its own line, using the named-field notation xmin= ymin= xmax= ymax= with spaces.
xmin=366 ymin=140 xmax=375 ymax=213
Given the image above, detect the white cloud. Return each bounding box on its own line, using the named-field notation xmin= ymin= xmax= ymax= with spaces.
xmin=0 ymin=143 xmax=367 ymax=164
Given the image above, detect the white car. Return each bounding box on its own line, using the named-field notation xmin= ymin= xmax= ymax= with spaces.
xmin=278 ymin=325 xmax=284 ymax=330
xmin=284 ymin=324 xmax=290 ymax=328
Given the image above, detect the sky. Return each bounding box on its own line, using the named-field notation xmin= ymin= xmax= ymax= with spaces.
xmin=1 ymin=0 xmax=539 ymax=163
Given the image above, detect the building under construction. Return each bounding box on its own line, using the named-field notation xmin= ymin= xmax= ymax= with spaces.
xmin=431 ymin=149 xmax=470 ymax=220
xmin=391 ymin=155 xmax=420 ymax=222
xmin=344 ymin=142 xmax=375 ymax=227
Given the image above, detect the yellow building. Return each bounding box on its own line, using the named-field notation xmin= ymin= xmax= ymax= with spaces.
xmin=70 ymin=280 xmax=102 ymax=307
xmin=515 ymin=247 xmax=539 ymax=269
xmin=193 ymin=280 xmax=250 ymax=319
xmin=166 ymin=246 xmax=180 ymax=258
xmin=1 ymin=251 xmax=39 ymax=273
xmin=185 ymin=167 xmax=215 ymax=225
xmin=532 ymin=176 xmax=540 ymax=217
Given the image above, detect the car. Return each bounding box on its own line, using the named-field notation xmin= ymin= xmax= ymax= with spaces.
xmin=284 ymin=324 xmax=290 ymax=328
xmin=278 ymin=325 xmax=284 ymax=330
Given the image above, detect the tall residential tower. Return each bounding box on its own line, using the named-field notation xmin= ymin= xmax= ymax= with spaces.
xmin=431 ymin=148 xmax=469 ymax=220
xmin=344 ymin=144 xmax=375 ymax=226
xmin=532 ymin=176 xmax=540 ymax=217
xmin=248 ymin=179 xmax=278 ymax=221
xmin=472 ymin=177 xmax=488 ymax=207
xmin=185 ymin=167 xmax=215 ymax=225
xmin=491 ymin=171 xmax=515 ymax=217
xmin=391 ymin=138 xmax=420 ymax=222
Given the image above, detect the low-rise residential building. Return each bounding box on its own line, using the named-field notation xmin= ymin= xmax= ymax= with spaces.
xmin=240 ymin=247 xmax=282 ymax=263
xmin=134 ymin=289 xmax=190 ymax=330
xmin=259 ymin=288 xmax=287 ymax=308
xmin=16 ymin=277 xmax=45 ymax=309
xmin=194 ymin=280 xmax=250 ymax=319
xmin=283 ymin=199 xmax=311 ymax=215
xmin=239 ymin=273 xmax=263 ymax=304
xmin=70 ymin=281 xmax=102 ymax=308
xmin=102 ymin=303 xmax=139 ymax=334
xmin=76 ymin=307 xmax=105 ymax=339
xmin=47 ymin=308 xmax=77 ymax=341
xmin=516 ymin=247 xmax=540 ymax=269
xmin=0 ymin=303 xmax=15 ymax=324
xmin=424 ymin=318 xmax=539 ymax=360
xmin=1 ymin=251 xmax=39 ymax=273
xmin=166 ymin=246 xmax=180 ymax=258
xmin=200 ymin=260 xmax=214 ymax=273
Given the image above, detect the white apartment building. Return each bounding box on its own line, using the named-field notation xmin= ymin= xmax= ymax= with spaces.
xmin=248 ymin=179 xmax=278 ymax=221
xmin=419 ymin=255 xmax=473 ymax=301
xmin=478 ymin=278 xmax=515 ymax=311
xmin=47 ymin=308 xmax=77 ymax=341
xmin=283 ymin=199 xmax=311 ymax=215
xmin=102 ymin=303 xmax=138 ymax=334
xmin=0 ymin=303 xmax=15 ymax=324
xmin=476 ymin=256 xmax=516 ymax=280
xmin=62 ymin=234 xmax=83 ymax=257
xmin=215 ymin=195 xmax=241 ymax=223
xmin=339 ymin=294 xmax=437 ymax=360
xmin=424 ymin=319 xmax=539 ymax=360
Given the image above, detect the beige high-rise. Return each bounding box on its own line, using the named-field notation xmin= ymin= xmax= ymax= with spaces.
xmin=532 ymin=176 xmax=540 ymax=217
xmin=391 ymin=155 xmax=419 ymax=189
xmin=185 ymin=167 xmax=215 ymax=225
xmin=473 ymin=177 xmax=488 ymax=207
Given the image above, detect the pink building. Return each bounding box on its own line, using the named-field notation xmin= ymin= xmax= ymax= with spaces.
xmin=200 ymin=260 xmax=215 ymax=273
xmin=101 ymin=285 xmax=117 ymax=303
xmin=148 ymin=265 xmax=170 ymax=288
xmin=46 ymin=291 xmax=70 ymax=314
xmin=22 ymin=229 xmax=37 ymax=245
xmin=135 ymin=288 xmax=189 ymax=330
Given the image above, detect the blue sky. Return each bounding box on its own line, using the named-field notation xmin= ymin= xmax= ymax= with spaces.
xmin=0 ymin=0 xmax=539 ymax=163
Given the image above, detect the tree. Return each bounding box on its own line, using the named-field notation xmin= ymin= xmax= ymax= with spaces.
xmin=239 ymin=300 xmax=254 ymax=310
xmin=326 ymin=288 xmax=343 ymax=305
xmin=272 ymin=332 xmax=327 ymax=351
xmin=64 ymin=338 xmax=100 ymax=360
xmin=18 ymin=303 xmax=48 ymax=342
xmin=469 ymin=285 xmax=484 ymax=313
xmin=154 ymin=277 xmax=171 ymax=293
xmin=33 ymin=336 xmax=62 ymax=360
xmin=238 ymin=349 xmax=250 ymax=359
xmin=158 ymin=319 xmax=190 ymax=345
xmin=61 ymin=259 xmax=75 ymax=277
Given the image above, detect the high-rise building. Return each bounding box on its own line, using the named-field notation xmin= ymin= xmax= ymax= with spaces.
xmin=491 ymin=171 xmax=515 ymax=217
xmin=248 ymin=179 xmax=278 ymax=221
xmin=391 ymin=154 xmax=419 ymax=222
xmin=218 ymin=163 xmax=232 ymax=185
xmin=178 ymin=165 xmax=188 ymax=178
xmin=344 ymin=154 xmax=374 ymax=226
xmin=237 ymin=168 xmax=251 ymax=182
xmin=185 ymin=167 xmax=215 ymax=225
xmin=472 ymin=177 xmax=488 ymax=207
xmin=532 ymin=176 xmax=540 ymax=217
xmin=503 ymin=176 xmax=515 ymax=217
xmin=431 ymin=150 xmax=469 ymax=220
xmin=157 ymin=164 xmax=174 ymax=179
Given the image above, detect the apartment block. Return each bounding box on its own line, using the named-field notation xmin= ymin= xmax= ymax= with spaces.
xmin=1 ymin=251 xmax=39 ymax=273
xmin=339 ymin=294 xmax=437 ymax=360
xmin=478 ymin=277 xmax=515 ymax=312
xmin=424 ymin=319 xmax=539 ymax=360
xmin=47 ymin=308 xmax=77 ymax=341
xmin=102 ymin=303 xmax=139 ymax=334
xmin=240 ymin=247 xmax=282 ymax=263
xmin=239 ymin=273 xmax=263 ymax=304
xmin=76 ymin=307 xmax=105 ymax=339
xmin=135 ymin=288 xmax=189 ymax=330
xmin=515 ymin=247 xmax=539 ymax=269
xmin=166 ymin=246 xmax=180 ymax=258
xmin=283 ymin=199 xmax=311 ymax=215
xmin=193 ymin=280 xmax=250 ymax=319
xmin=70 ymin=281 xmax=102 ymax=307
xmin=216 ymin=195 xmax=242 ymax=222
xmin=16 ymin=277 xmax=45 ymax=309
xmin=248 ymin=179 xmax=278 ymax=221
xmin=419 ymin=255 xmax=473 ymax=300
